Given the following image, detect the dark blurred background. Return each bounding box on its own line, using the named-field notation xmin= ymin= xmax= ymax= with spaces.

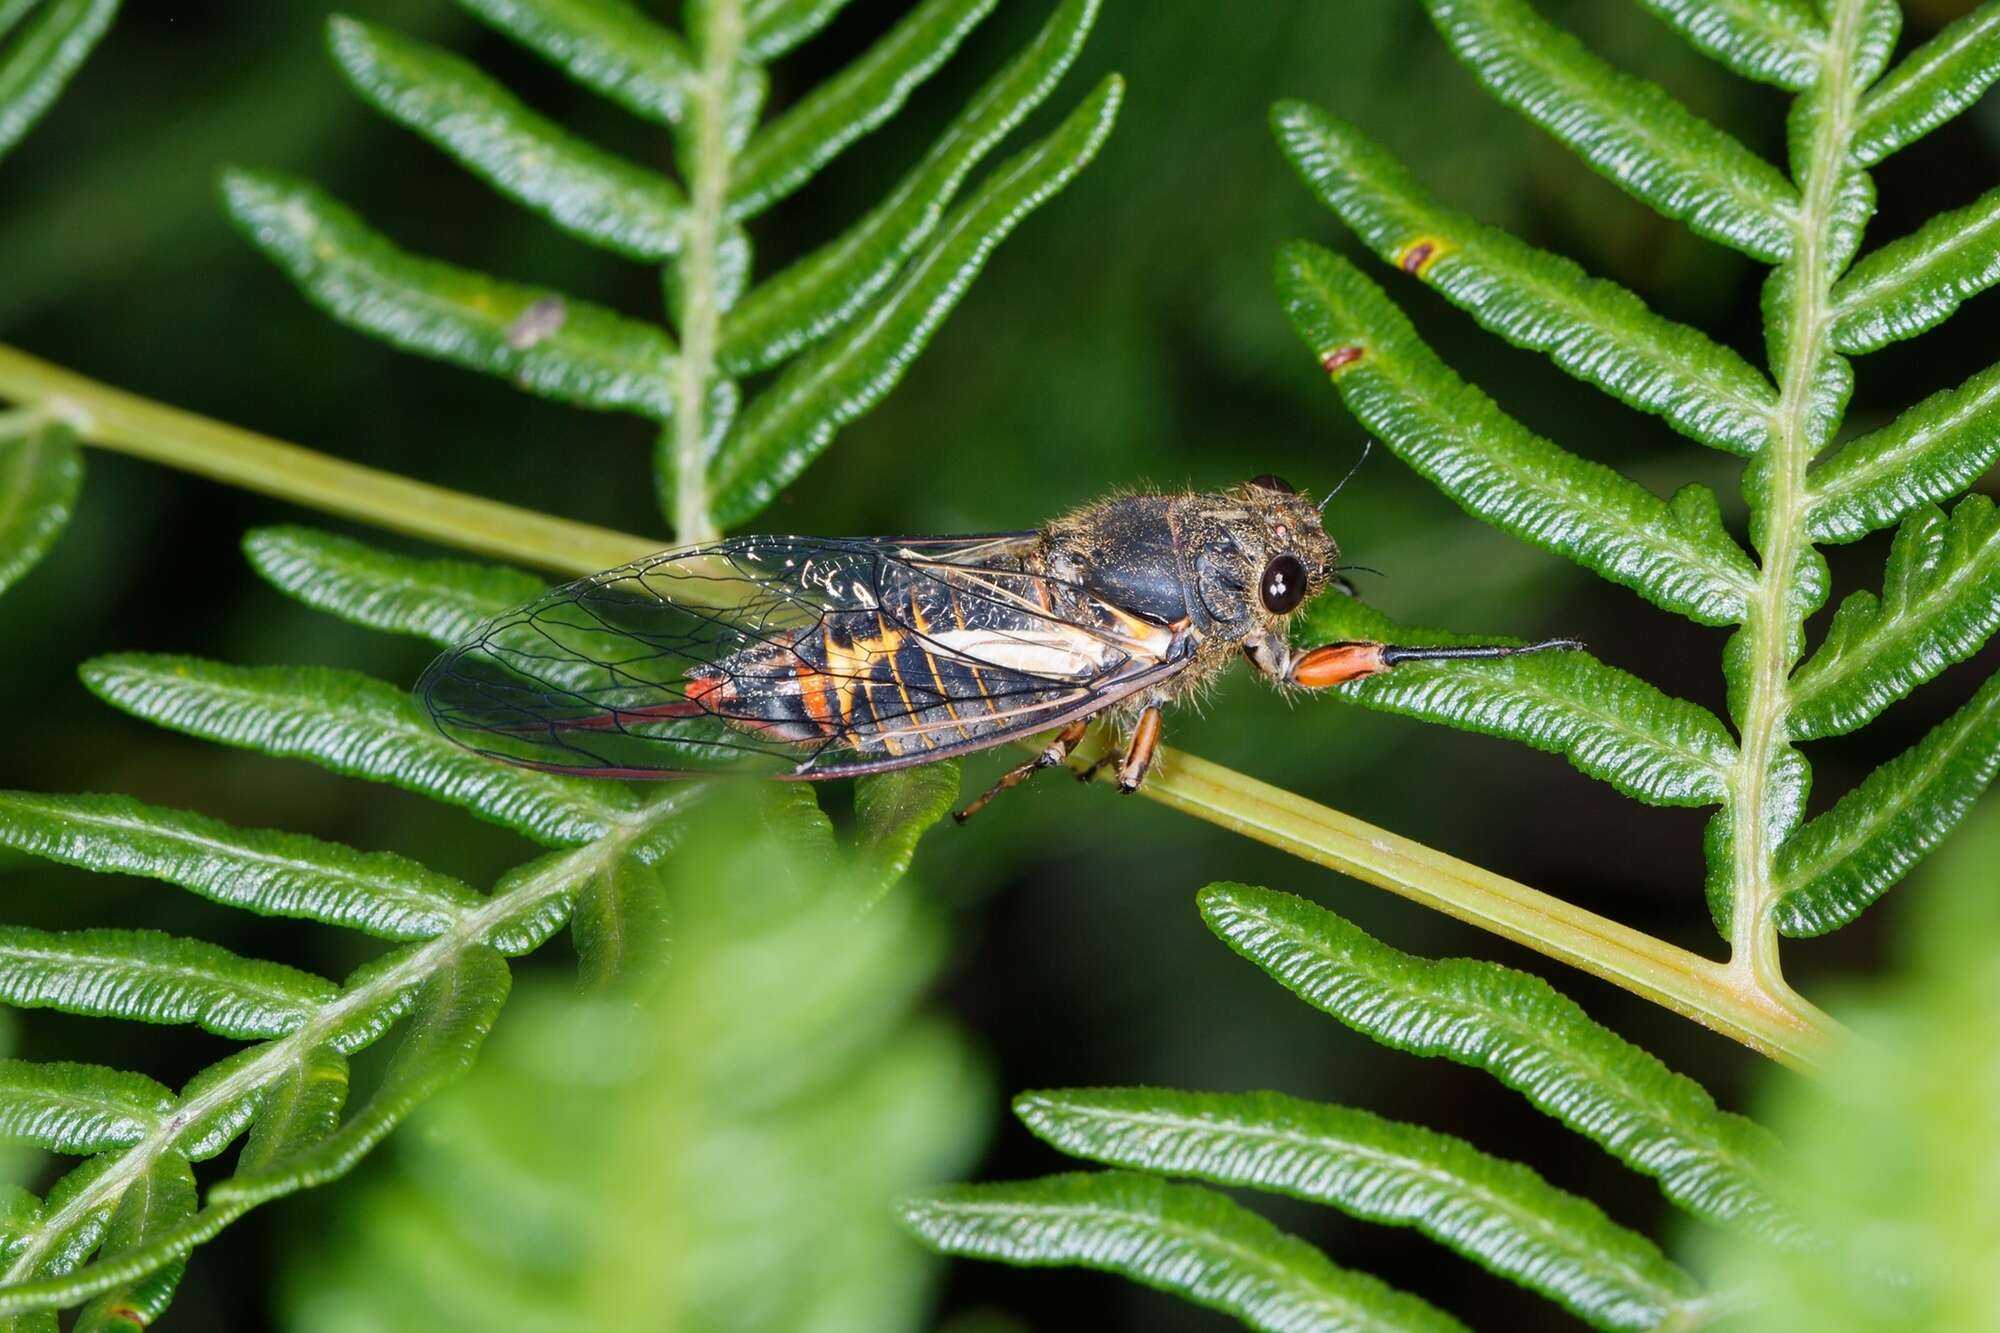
xmin=2 ymin=1 xmax=1997 ymax=1327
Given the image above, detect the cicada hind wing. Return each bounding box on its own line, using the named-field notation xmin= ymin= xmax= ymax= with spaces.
xmin=418 ymin=540 xmax=859 ymax=778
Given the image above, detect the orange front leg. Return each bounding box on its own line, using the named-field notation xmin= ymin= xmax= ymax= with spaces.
xmin=1288 ymin=638 xmax=1584 ymax=688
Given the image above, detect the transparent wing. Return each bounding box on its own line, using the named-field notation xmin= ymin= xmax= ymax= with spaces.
xmin=417 ymin=534 xmax=1188 ymax=779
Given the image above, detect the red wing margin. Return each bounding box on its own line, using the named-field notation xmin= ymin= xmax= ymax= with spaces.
xmin=417 ymin=535 xmax=1189 ymax=779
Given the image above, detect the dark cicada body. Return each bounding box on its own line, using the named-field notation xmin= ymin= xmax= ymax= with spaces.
xmin=419 ymin=477 xmax=1576 ymax=812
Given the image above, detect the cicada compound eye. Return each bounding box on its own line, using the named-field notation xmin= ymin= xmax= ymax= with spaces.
xmin=1259 ymin=554 xmax=1307 ymax=614
xmin=1248 ymin=474 xmax=1297 ymax=495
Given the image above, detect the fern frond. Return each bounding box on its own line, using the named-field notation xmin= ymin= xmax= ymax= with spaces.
xmin=1808 ymin=359 xmax=2000 ymax=543
xmin=1273 ymin=102 xmax=1779 ymax=456
xmin=0 ymin=790 xmax=481 ymax=940
xmin=1199 ymin=884 xmax=1796 ymax=1244
xmin=0 ymin=1062 xmax=172 ymax=1154
xmin=283 ymin=793 xmax=985 ymax=1333
xmin=0 ymin=416 xmax=78 ymax=597
xmin=0 ymin=0 xmax=117 ymax=163
xmin=227 ymin=0 xmax=1115 ymax=540
xmin=1851 ymin=0 xmax=2000 ymax=164
xmin=1299 ymin=596 xmax=1735 ymax=805
xmin=726 ymin=0 xmax=994 ymax=218
xmin=1013 ymin=1087 xmax=1702 ymax=1331
xmin=241 ymin=526 xmax=546 ymax=647
xmin=456 ymin=0 xmax=693 ymax=125
xmin=1774 ymin=670 xmax=2000 ymax=937
xmin=1279 ymin=242 xmax=1759 ymax=625
xmin=909 ymin=1171 xmax=1467 ymax=1333
xmin=0 ymin=520 xmax=973 ymax=1321
xmin=1275 ymin=0 xmax=2000 ymax=983
xmin=1419 ymin=0 xmax=1800 ymax=260
xmin=0 ymin=927 xmax=336 ymax=1039
xmin=224 ymin=170 xmax=683 ymax=421
xmin=329 ymin=17 xmax=687 ymax=260
xmin=1787 ymin=497 xmax=2000 ymax=740
xmin=79 ymin=655 xmax=638 ymax=844
xmin=708 ymin=73 xmax=1122 ymax=527
xmin=719 ymin=0 xmax=1097 ymax=373
xmin=1829 ymin=184 xmax=2000 ymax=354
xmin=1629 ymin=0 xmax=1824 ymax=91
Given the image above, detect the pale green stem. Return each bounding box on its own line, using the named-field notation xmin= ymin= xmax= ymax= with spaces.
xmin=669 ymin=1 xmax=744 ymax=545
xmin=0 ymin=793 xmax=692 ymax=1313
xmin=0 ymin=347 xmax=1840 ymax=1068
xmin=0 ymin=343 xmax=656 ymax=575
xmin=0 ymin=403 xmax=55 ymax=435
xmin=1085 ymin=743 xmax=1832 ymax=1070
xmin=1726 ymin=0 xmax=1866 ymax=1003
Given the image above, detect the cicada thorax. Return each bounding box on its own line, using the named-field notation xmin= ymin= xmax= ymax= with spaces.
xmin=681 ymin=547 xmax=1154 ymax=761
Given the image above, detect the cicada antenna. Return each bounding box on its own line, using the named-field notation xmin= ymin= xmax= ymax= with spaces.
xmin=1319 ymin=439 xmax=1372 ymax=512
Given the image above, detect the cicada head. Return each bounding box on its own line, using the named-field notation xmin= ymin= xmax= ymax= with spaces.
xmin=1185 ymin=476 xmax=1340 ymax=640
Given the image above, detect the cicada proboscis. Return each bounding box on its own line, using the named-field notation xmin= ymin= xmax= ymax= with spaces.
xmin=418 ymin=476 xmax=1579 ymax=818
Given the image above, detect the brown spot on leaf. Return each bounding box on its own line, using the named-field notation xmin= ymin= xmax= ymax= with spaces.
xmin=1321 ymin=345 xmax=1364 ymax=375
xmin=1398 ymin=238 xmax=1442 ymax=276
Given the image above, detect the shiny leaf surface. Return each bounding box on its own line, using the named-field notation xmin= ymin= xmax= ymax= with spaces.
xmin=223 ymin=169 xmax=680 ymax=419
xmin=907 ymin=1171 xmax=1466 ymax=1333
xmin=0 ymin=790 xmax=481 ymax=941
xmin=1830 ymin=184 xmax=2000 ymax=355
xmin=1775 ymin=670 xmax=2000 ymax=937
xmin=1788 ymin=498 xmax=2000 ymax=740
xmin=1852 ymin=1 xmax=2000 ymax=165
xmin=1279 ymin=242 xmax=1759 ymax=624
xmin=0 ymin=419 xmax=80 ymax=599
xmin=1274 ymin=102 xmax=1778 ymax=456
xmin=329 ymin=16 xmax=686 ymax=260
xmin=709 ymin=74 xmax=1122 ymax=527
xmin=1299 ymin=597 xmax=1734 ymax=805
xmin=242 ymin=526 xmax=547 ymax=649
xmin=0 ymin=0 xmax=118 ymax=164
xmin=1808 ymin=357 xmax=2000 ymax=543
xmin=728 ymin=0 xmax=995 ymax=219
xmin=78 ymin=654 xmax=636 ymax=845
xmin=1200 ymin=884 xmax=1798 ymax=1244
xmin=1420 ymin=0 xmax=1798 ymax=261
xmin=0 ymin=928 xmax=335 ymax=1040
xmin=1016 ymin=1088 xmax=1701 ymax=1332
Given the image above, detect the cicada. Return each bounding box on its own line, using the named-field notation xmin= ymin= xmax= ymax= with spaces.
xmin=418 ymin=476 xmax=1577 ymax=817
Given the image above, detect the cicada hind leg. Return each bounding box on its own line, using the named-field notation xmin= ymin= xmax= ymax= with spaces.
xmin=953 ymin=719 xmax=1092 ymax=823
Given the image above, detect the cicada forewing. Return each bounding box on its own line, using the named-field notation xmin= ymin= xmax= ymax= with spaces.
xmin=417 ymin=535 xmax=1191 ymax=779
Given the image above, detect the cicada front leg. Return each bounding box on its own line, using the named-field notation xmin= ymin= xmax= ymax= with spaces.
xmin=1242 ymin=630 xmax=1581 ymax=689
xmin=1274 ymin=636 xmax=1585 ymax=688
